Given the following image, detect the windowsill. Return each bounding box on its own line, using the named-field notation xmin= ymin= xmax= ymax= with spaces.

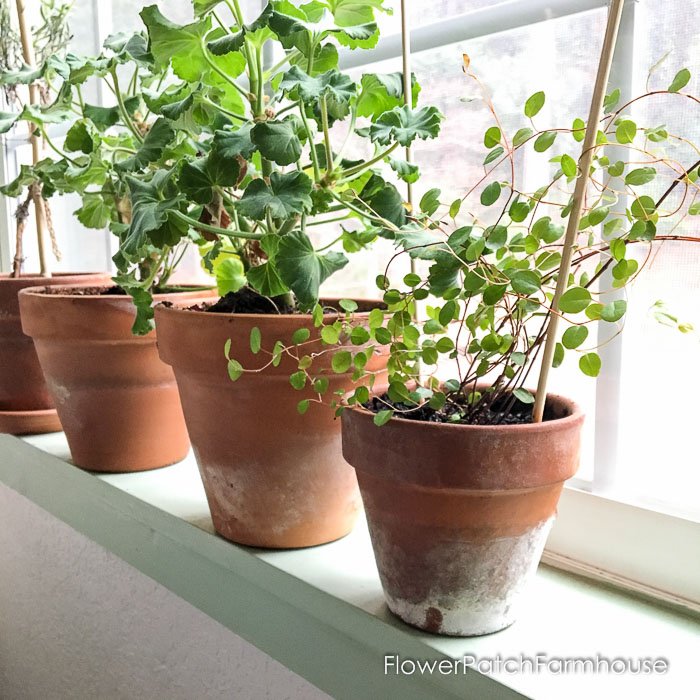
xmin=1 ymin=432 xmax=697 ymax=700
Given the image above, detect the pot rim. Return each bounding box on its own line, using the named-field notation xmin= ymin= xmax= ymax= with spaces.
xmin=0 ymin=271 xmax=106 ymax=281
xmin=153 ymin=296 xmax=386 ymax=321
xmin=344 ymin=389 xmax=583 ymax=433
xmin=18 ymin=284 xmax=215 ymax=301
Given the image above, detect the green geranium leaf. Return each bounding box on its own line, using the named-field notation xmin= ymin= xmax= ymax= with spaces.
xmin=83 ymin=97 xmax=140 ymax=130
xmin=355 ymin=71 xmax=419 ymax=119
xmin=17 ymin=82 xmax=74 ymax=127
xmin=140 ymin=5 xmax=210 ymax=81
xmin=212 ymin=125 xmax=257 ymax=161
xmin=387 ymin=157 xmax=419 ymax=183
xmin=103 ymin=32 xmax=154 ymax=68
xmin=326 ymin=0 xmax=388 ymax=27
xmin=115 ymin=117 xmax=175 ymax=172
xmin=65 ymin=119 xmax=101 ymax=154
xmin=144 ymin=86 xmax=191 ymax=122
xmin=289 ymin=41 xmax=338 ymax=76
xmin=119 ymin=171 xmax=187 ymax=260
xmin=179 ymin=151 xmax=241 ymax=204
xmin=251 ymin=119 xmax=303 ymax=166
xmin=64 ymin=54 xmax=113 ymax=85
xmin=276 ymin=229 xmax=348 ymax=307
xmin=0 ymin=61 xmax=43 ymax=85
xmin=280 ymin=66 xmax=356 ymax=119
xmin=369 ymin=104 xmax=443 ymax=147
xmin=0 ymin=164 xmax=36 ymax=196
xmin=359 ymin=174 xmax=407 ymax=228
xmin=330 ymin=22 xmax=379 ymax=50
xmin=211 ymin=255 xmax=246 ymax=296
xmin=74 ymin=193 xmax=111 ymax=229
xmin=0 ymin=111 xmax=19 ymax=134
xmin=161 ymin=92 xmax=194 ymax=120
xmin=191 ymin=0 xmax=223 ymax=16
xmin=247 ymin=261 xmax=289 ymax=297
xmin=120 ymin=285 xmax=156 ymax=336
xmin=61 ymin=155 xmax=108 ymax=194
xmin=428 ymin=252 xmax=461 ymax=296
xmin=238 ymin=170 xmax=313 ymax=220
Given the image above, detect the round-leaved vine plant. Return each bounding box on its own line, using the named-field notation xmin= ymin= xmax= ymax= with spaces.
xmin=226 ymin=59 xmax=700 ymax=425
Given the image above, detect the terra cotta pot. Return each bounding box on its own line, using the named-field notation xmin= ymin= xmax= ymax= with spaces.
xmin=154 ymin=299 xmax=387 ymax=548
xmin=0 ymin=272 xmax=110 ymax=435
xmin=19 ymin=285 xmax=214 ymax=471
xmin=341 ymin=393 xmax=584 ymax=636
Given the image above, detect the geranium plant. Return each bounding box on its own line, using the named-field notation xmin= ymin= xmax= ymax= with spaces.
xmin=228 ymin=59 xmax=700 ymax=422
xmin=115 ymin=0 xmax=441 ymax=329
xmin=0 ymin=0 xmax=72 ymax=276
xmin=4 ymin=0 xmax=442 ymax=332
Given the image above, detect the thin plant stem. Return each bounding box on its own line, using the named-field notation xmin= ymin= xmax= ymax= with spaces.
xmin=320 ymin=95 xmax=333 ymax=178
xmin=299 ymin=100 xmax=321 ymax=182
xmin=340 ymin=142 xmax=400 ymax=180
xmin=201 ymin=95 xmax=246 ymax=121
xmin=40 ymin=127 xmax=77 ymax=164
xmin=201 ymin=37 xmax=250 ymax=101
xmin=171 ymin=210 xmax=262 ymax=240
xmin=110 ymin=67 xmax=143 ymax=143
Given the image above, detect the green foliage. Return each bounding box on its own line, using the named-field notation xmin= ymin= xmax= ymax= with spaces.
xmin=252 ymin=64 xmax=700 ymax=428
xmin=668 ymin=68 xmax=690 ymax=93
xmin=369 ymin=104 xmax=444 ymax=146
xmin=0 ymin=0 xmax=426 ymax=333
xmin=524 ymin=91 xmax=545 ymax=117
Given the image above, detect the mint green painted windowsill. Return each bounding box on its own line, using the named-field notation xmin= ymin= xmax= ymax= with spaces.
xmin=1 ymin=432 xmax=697 ymax=700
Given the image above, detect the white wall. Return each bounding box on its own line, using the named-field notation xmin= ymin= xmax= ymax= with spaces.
xmin=0 ymin=483 xmax=331 ymax=700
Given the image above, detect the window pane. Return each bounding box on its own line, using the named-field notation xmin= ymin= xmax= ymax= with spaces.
xmin=611 ymin=0 xmax=700 ymax=518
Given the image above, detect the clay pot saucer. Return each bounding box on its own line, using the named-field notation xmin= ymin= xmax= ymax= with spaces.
xmin=0 ymin=407 xmax=62 ymax=435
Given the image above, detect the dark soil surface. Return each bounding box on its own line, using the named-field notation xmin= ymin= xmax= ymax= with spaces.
xmin=204 ymin=288 xmax=295 ymax=314
xmin=364 ymin=392 xmax=557 ymax=426
xmin=40 ymin=285 xmax=126 ymax=296
xmin=200 ymin=288 xmax=382 ymax=315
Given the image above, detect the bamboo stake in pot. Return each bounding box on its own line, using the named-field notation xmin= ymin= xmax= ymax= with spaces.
xmin=13 ymin=0 xmax=51 ymax=278
xmin=532 ymin=0 xmax=625 ymax=422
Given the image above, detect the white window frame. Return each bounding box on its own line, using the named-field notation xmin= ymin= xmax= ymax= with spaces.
xmin=1 ymin=0 xmax=697 ymax=612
